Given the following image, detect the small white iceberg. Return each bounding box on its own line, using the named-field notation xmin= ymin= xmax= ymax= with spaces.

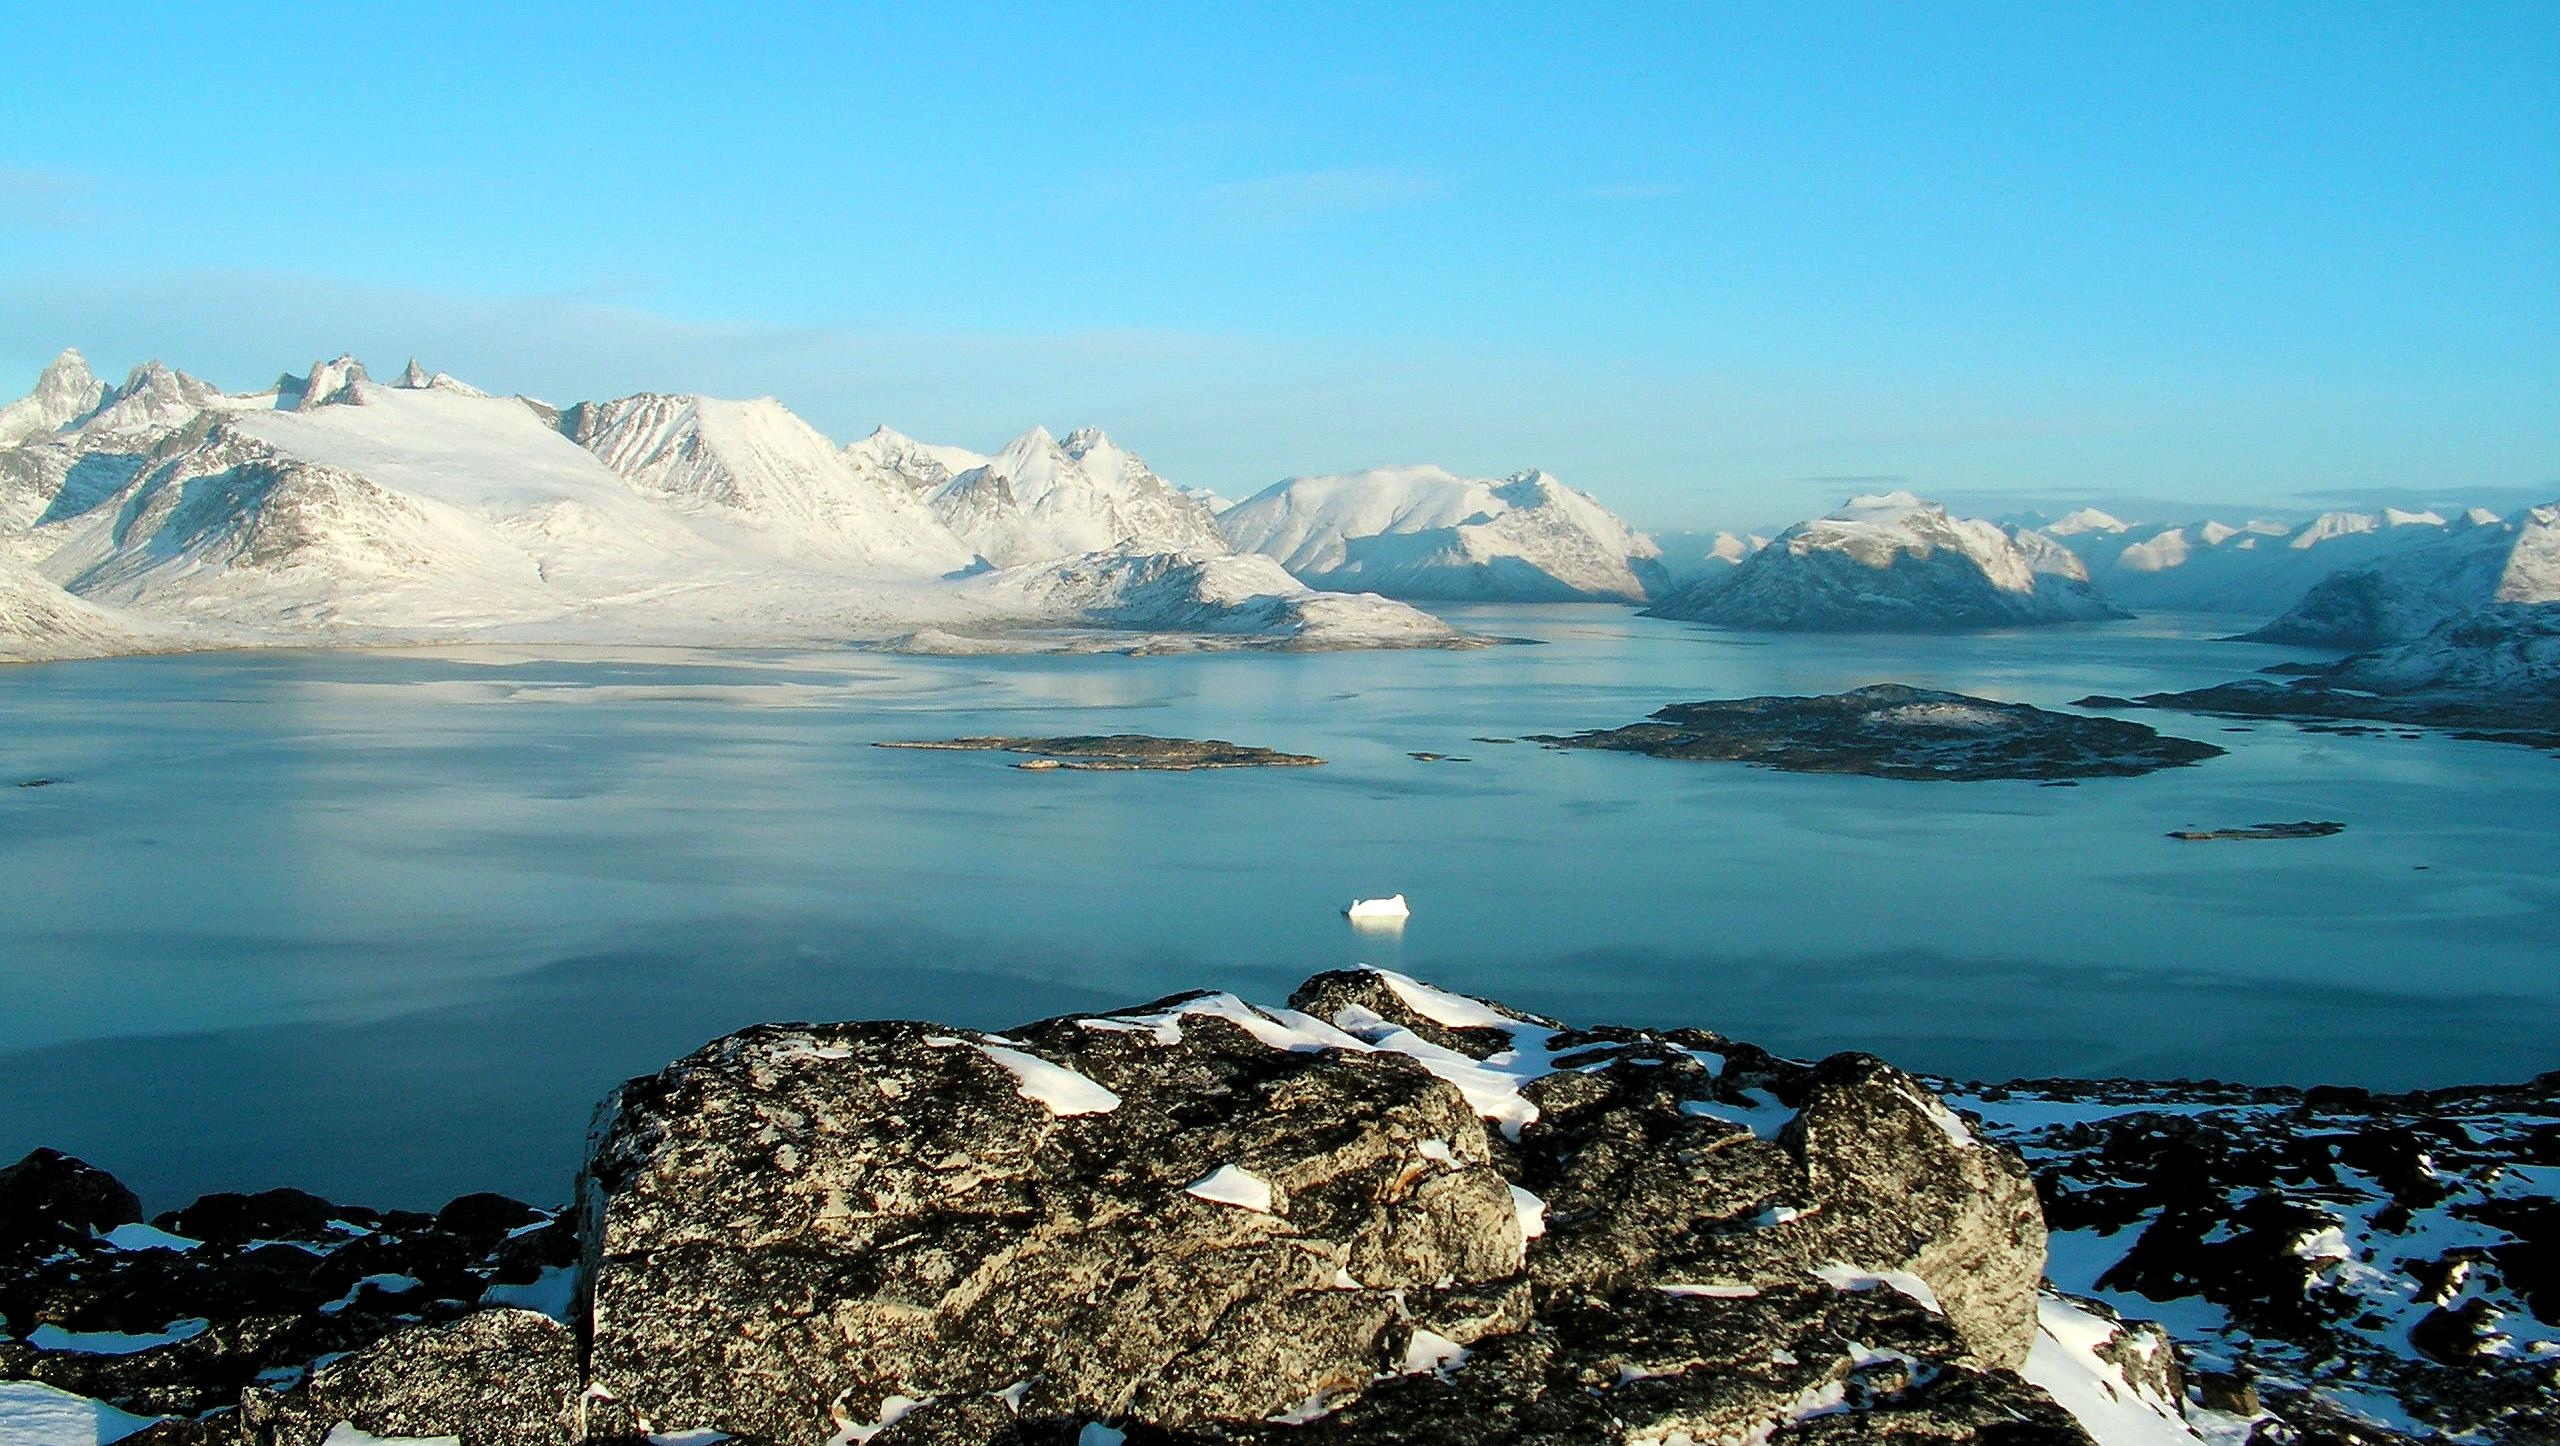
xmin=1344 ymin=894 xmax=1410 ymax=923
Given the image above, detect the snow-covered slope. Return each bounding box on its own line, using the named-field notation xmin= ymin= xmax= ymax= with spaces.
xmin=1645 ymin=493 xmax=2126 ymax=631
xmin=2244 ymin=503 xmax=2558 ymax=647
xmin=561 ymin=394 xmax=973 ymax=572
xmin=0 ymin=350 xmax=107 ymax=449
xmin=1217 ymin=465 xmax=1666 ymax=602
xmin=0 ymin=553 xmax=151 ymax=663
xmin=2035 ymin=508 xmax=2469 ymax=620
xmin=929 ymin=426 xmax=1227 ymax=567
xmin=0 ymin=351 xmax=1469 ymax=661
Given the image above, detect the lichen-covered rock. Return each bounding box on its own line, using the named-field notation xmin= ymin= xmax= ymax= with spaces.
xmin=580 ymin=1002 xmax=1525 ymax=1442
xmin=236 ymin=1308 xmax=579 ymax=1446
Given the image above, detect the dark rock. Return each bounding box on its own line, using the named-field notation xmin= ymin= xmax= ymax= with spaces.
xmin=2166 ymin=821 xmax=2344 ymax=841
xmin=154 ymin=1189 xmax=357 ymax=1247
xmin=0 ymin=1149 xmax=142 ymax=1251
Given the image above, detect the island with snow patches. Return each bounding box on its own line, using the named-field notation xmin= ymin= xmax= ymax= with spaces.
xmin=873 ymin=736 xmax=1327 ymax=771
xmin=1530 ymin=684 xmax=2225 ymax=781
xmin=2 ymin=967 xmax=2548 ymax=1446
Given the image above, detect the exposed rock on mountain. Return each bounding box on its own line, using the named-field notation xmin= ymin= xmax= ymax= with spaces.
xmin=1530 ymin=685 xmax=2224 ymax=780
xmin=560 ymin=392 xmax=974 ymax=571
xmin=931 ymin=426 xmax=1228 ymax=567
xmin=845 ymin=425 xmax=980 ymax=495
xmin=2245 ymin=504 xmax=2559 ymax=648
xmin=1647 ymin=494 xmax=2126 ymax=631
xmin=0 ymin=350 xmax=107 ymax=449
xmin=1218 ymin=465 xmax=1667 ymax=603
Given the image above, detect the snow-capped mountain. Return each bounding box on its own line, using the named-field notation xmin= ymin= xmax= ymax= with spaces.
xmin=0 ymin=349 xmax=108 ymax=449
xmin=2244 ymin=503 xmax=2559 ymax=647
xmin=561 ymin=394 xmax=974 ymax=572
xmin=0 ymin=351 xmax=1468 ymax=661
xmin=1216 ymin=465 xmax=1666 ymax=603
xmin=1644 ymin=492 xmax=2125 ymax=631
xmin=928 ymin=426 xmax=1227 ymax=567
xmin=2031 ymin=508 xmax=2468 ymax=619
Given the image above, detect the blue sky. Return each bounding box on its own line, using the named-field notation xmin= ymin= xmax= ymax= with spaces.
xmin=3 ymin=2 xmax=2553 ymax=528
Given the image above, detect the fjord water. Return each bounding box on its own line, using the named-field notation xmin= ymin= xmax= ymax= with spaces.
xmin=4 ymin=607 xmax=2555 ymax=1209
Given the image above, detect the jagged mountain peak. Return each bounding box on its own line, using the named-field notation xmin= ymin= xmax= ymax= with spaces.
xmin=0 ymin=348 xmax=111 ymax=448
xmin=294 ymin=355 xmax=372 ymax=412
xmin=397 ymin=359 xmax=432 ymax=389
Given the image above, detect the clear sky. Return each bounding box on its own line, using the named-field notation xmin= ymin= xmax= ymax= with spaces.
xmin=3 ymin=3 xmax=2553 ymax=528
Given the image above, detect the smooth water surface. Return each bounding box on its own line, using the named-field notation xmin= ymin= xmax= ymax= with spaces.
xmin=4 ymin=607 xmax=2555 ymax=1208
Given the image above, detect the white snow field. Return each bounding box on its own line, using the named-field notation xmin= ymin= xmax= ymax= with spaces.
xmin=1218 ymin=464 xmax=1667 ymax=602
xmin=0 ymin=351 xmax=1465 ymax=661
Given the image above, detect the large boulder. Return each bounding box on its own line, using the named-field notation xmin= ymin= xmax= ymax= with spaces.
xmin=582 ymin=974 xmax=2056 ymax=1443
xmin=580 ymin=1002 xmax=1525 ymax=1441
xmin=0 ymin=1150 xmax=142 ymax=1252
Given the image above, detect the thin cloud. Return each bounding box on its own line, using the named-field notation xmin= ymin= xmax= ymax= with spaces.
xmin=1202 ymin=168 xmax=1443 ymax=226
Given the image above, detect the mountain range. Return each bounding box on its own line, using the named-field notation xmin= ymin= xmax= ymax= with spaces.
xmin=3 ymin=347 xmax=2550 ymax=666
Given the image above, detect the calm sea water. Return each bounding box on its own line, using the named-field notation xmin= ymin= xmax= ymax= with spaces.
xmin=4 ymin=606 xmax=2554 ymax=1209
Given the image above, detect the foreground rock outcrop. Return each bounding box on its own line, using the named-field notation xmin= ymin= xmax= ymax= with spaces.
xmin=26 ymin=969 xmax=2547 ymax=1444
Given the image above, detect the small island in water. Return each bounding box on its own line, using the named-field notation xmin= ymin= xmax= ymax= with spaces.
xmin=1531 ymin=684 xmax=2225 ymax=781
xmin=875 ymin=735 xmax=1325 ymax=771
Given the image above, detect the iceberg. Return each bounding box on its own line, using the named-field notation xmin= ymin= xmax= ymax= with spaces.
xmin=1344 ymin=894 xmax=1410 ymax=922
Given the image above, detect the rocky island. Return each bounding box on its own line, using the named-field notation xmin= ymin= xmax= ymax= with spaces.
xmin=5 ymin=969 xmax=2549 ymax=1445
xmin=874 ymin=736 xmax=1325 ymax=770
xmin=1530 ymin=685 xmax=2225 ymax=781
